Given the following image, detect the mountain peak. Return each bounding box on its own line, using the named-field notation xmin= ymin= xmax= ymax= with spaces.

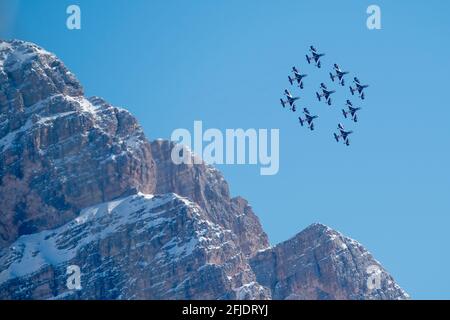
xmin=1 ymin=39 xmax=53 ymax=65
xmin=0 ymin=39 xmax=83 ymax=111
xmin=251 ymin=223 xmax=409 ymax=300
xmin=305 ymin=222 xmax=332 ymax=231
xmin=0 ymin=40 xmax=408 ymax=300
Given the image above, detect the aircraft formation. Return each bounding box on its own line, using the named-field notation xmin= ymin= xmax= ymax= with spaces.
xmin=279 ymin=46 xmax=369 ymax=146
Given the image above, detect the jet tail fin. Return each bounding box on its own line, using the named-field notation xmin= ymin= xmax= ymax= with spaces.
xmin=334 ymin=133 xmax=340 ymax=142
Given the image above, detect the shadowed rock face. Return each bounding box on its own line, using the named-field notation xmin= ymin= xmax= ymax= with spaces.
xmin=0 ymin=40 xmax=409 ymax=300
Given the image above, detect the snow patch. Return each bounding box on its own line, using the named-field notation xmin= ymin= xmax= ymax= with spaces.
xmin=0 ymin=193 xmax=185 ymax=285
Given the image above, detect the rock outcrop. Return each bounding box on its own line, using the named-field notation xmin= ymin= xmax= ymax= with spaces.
xmin=0 ymin=40 xmax=156 ymax=247
xmin=0 ymin=193 xmax=269 ymax=299
xmin=0 ymin=39 xmax=409 ymax=300
xmin=250 ymin=224 xmax=409 ymax=299
xmin=150 ymin=140 xmax=269 ymax=257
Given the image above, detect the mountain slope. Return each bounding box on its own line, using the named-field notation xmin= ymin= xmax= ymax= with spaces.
xmin=0 ymin=40 xmax=156 ymax=247
xmin=0 ymin=39 xmax=409 ymax=300
xmin=250 ymin=223 xmax=409 ymax=299
xmin=0 ymin=193 xmax=269 ymax=299
xmin=150 ymin=139 xmax=269 ymax=257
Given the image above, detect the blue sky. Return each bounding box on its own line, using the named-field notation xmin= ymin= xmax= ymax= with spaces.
xmin=1 ymin=0 xmax=449 ymax=299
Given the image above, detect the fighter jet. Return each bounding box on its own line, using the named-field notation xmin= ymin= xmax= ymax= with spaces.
xmin=306 ymin=46 xmax=325 ymax=68
xmin=280 ymin=89 xmax=299 ymax=112
xmin=333 ymin=123 xmax=353 ymax=146
xmin=316 ymin=83 xmax=335 ymax=106
xmin=298 ymin=108 xmax=318 ymax=131
xmin=288 ymin=66 xmax=307 ymax=89
xmin=342 ymin=100 xmax=361 ymax=123
xmin=350 ymin=77 xmax=369 ymax=100
xmin=329 ymin=64 xmax=349 ymax=86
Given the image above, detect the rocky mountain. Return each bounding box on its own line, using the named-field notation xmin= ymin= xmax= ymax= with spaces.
xmin=250 ymin=223 xmax=407 ymax=300
xmin=0 ymin=193 xmax=269 ymax=299
xmin=0 ymin=40 xmax=409 ymax=300
xmin=0 ymin=40 xmax=156 ymax=248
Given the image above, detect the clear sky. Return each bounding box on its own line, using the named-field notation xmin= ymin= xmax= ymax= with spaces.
xmin=1 ymin=0 xmax=449 ymax=299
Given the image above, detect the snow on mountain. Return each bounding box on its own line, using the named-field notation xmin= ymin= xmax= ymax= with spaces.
xmin=0 ymin=193 xmax=269 ymax=299
xmin=0 ymin=40 xmax=157 ymax=247
xmin=0 ymin=39 xmax=409 ymax=300
xmin=250 ymin=223 xmax=409 ymax=300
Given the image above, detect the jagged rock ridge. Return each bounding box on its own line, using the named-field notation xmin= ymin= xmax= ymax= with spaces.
xmin=0 ymin=193 xmax=269 ymax=299
xmin=0 ymin=40 xmax=409 ymax=300
xmin=0 ymin=40 xmax=156 ymax=246
xmin=250 ymin=223 xmax=408 ymax=300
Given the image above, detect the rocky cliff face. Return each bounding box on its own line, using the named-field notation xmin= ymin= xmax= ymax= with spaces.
xmin=150 ymin=140 xmax=269 ymax=257
xmin=0 ymin=193 xmax=269 ymax=300
xmin=0 ymin=40 xmax=156 ymax=247
xmin=250 ymin=224 xmax=408 ymax=300
xmin=0 ymin=40 xmax=409 ymax=300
